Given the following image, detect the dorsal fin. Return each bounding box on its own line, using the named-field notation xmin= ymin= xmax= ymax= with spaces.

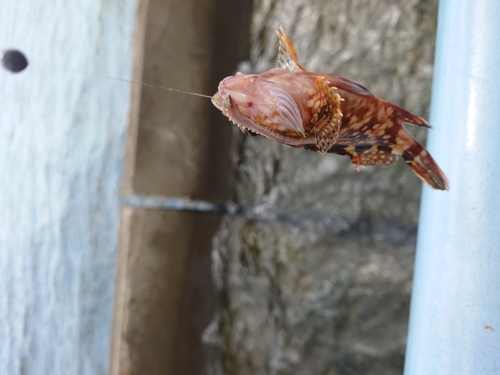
xmin=276 ymin=26 xmax=305 ymax=72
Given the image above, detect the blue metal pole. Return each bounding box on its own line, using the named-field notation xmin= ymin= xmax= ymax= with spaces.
xmin=404 ymin=1 xmax=500 ymax=374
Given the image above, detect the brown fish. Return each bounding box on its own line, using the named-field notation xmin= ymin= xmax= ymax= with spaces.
xmin=212 ymin=26 xmax=449 ymax=190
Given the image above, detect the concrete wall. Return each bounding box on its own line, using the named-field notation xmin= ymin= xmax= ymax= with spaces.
xmin=0 ymin=1 xmax=136 ymax=374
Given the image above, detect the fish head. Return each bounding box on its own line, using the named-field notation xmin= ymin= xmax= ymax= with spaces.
xmin=212 ymin=71 xmax=307 ymax=141
xmin=211 ymin=73 xmax=259 ymax=124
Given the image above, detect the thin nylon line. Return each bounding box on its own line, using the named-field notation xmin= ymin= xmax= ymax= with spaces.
xmin=34 ymin=61 xmax=213 ymax=99
xmin=102 ymin=75 xmax=213 ymax=98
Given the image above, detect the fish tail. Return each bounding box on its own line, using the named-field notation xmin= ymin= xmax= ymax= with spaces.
xmin=402 ymin=141 xmax=449 ymax=190
xmin=393 ymin=105 xmax=432 ymax=128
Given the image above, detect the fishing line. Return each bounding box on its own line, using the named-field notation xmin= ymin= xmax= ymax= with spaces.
xmin=1 ymin=48 xmax=213 ymax=99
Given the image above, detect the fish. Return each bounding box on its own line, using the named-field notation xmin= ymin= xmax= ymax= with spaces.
xmin=211 ymin=26 xmax=449 ymax=191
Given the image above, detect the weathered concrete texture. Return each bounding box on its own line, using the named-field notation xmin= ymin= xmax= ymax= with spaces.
xmin=113 ymin=209 xmax=220 ymax=375
xmin=209 ymin=1 xmax=438 ymax=374
xmin=0 ymin=1 xmax=136 ymax=374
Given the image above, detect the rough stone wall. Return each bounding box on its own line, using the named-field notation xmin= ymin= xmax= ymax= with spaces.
xmin=207 ymin=1 xmax=439 ymax=374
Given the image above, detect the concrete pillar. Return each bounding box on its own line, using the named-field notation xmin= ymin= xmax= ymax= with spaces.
xmin=109 ymin=0 xmax=250 ymax=374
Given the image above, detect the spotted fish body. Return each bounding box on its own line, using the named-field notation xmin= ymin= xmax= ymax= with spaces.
xmin=212 ymin=27 xmax=449 ymax=190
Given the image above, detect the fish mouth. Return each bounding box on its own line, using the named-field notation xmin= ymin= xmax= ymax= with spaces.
xmin=211 ymin=92 xmax=223 ymax=111
xmin=212 ymin=92 xmax=258 ymax=136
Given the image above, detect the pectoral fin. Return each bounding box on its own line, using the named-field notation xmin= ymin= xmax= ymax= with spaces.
xmin=260 ymin=80 xmax=306 ymax=136
xmin=307 ymin=76 xmax=344 ymax=153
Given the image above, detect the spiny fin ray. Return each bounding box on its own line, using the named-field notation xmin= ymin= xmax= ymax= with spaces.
xmin=276 ymin=26 xmax=305 ymax=72
xmin=348 ymin=146 xmax=398 ymax=171
xmin=306 ymin=76 xmax=344 ymax=153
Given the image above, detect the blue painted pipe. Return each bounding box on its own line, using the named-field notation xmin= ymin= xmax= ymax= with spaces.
xmin=404 ymin=1 xmax=500 ymax=374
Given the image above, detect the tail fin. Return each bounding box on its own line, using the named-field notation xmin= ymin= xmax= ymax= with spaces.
xmin=393 ymin=105 xmax=432 ymax=128
xmin=402 ymin=141 xmax=449 ymax=190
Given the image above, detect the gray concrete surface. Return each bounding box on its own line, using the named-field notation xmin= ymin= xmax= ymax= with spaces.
xmin=112 ymin=209 xmax=220 ymax=375
xmin=0 ymin=1 xmax=136 ymax=374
